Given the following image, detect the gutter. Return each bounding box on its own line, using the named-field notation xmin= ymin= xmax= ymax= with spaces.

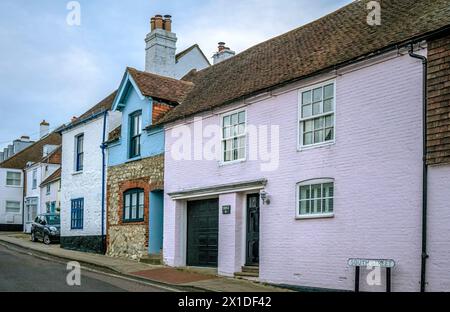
xmin=100 ymin=111 xmax=108 ymax=254
xmin=58 ymin=110 xmax=108 ymax=134
xmin=408 ymin=45 xmax=429 ymax=293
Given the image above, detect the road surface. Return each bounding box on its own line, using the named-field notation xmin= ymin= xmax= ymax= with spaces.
xmin=0 ymin=243 xmax=172 ymax=292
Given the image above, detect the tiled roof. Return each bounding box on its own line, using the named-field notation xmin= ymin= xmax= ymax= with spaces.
xmin=158 ymin=0 xmax=450 ymax=124
xmin=127 ymin=67 xmax=194 ymax=104
xmin=40 ymin=168 xmax=61 ymax=187
xmin=40 ymin=146 xmax=62 ymax=165
xmin=0 ymin=132 xmax=62 ymax=169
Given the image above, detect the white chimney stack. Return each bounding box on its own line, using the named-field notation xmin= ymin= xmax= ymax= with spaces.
xmin=213 ymin=42 xmax=236 ymax=65
xmin=145 ymin=14 xmax=177 ymax=78
xmin=40 ymin=120 xmax=50 ymax=138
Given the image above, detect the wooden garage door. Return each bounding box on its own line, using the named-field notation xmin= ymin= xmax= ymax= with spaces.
xmin=187 ymin=199 xmax=219 ymax=267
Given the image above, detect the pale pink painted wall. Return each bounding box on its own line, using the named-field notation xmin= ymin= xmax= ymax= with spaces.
xmin=163 ymin=52 xmax=450 ymax=291
xmin=427 ymin=166 xmax=450 ymax=292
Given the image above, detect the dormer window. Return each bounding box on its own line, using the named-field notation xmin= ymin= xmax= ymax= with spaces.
xmin=129 ymin=111 xmax=142 ymax=159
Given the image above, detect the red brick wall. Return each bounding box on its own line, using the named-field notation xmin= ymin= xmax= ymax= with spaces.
xmin=428 ymin=34 xmax=450 ymax=166
xmin=152 ymin=102 xmax=173 ymax=124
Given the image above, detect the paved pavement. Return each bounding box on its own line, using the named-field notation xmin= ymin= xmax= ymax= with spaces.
xmin=0 ymin=232 xmax=290 ymax=292
xmin=0 ymin=244 xmax=169 ymax=292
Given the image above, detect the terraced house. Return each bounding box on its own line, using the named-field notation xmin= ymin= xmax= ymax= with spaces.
xmin=59 ymin=14 xmax=208 ymax=255
xmin=158 ymin=0 xmax=450 ymax=292
xmin=104 ymin=14 xmax=209 ymax=260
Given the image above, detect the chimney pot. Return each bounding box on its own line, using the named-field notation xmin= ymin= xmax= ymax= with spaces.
xmin=163 ymin=15 xmax=172 ymax=32
xmin=154 ymin=15 xmax=164 ymax=29
xmin=71 ymin=116 xmax=78 ymax=123
xmin=218 ymin=42 xmax=226 ymax=52
xmin=151 ymin=17 xmax=156 ymax=31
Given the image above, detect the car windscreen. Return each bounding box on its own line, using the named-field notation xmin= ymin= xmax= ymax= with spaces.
xmin=46 ymin=215 xmax=60 ymax=226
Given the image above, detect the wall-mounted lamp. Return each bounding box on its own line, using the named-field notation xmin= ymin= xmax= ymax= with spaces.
xmin=260 ymin=190 xmax=271 ymax=205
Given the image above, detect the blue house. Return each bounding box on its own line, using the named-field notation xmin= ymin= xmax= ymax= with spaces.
xmin=106 ymin=67 xmax=194 ymax=260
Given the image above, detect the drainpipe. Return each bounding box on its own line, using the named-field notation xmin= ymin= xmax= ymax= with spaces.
xmin=408 ymin=44 xmax=428 ymax=292
xmin=100 ymin=111 xmax=108 ymax=254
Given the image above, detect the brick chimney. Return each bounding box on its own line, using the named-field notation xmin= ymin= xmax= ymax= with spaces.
xmin=40 ymin=120 xmax=50 ymax=138
xmin=145 ymin=14 xmax=177 ymax=78
xmin=213 ymin=42 xmax=236 ymax=65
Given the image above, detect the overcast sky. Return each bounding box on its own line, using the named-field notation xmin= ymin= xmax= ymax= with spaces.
xmin=0 ymin=0 xmax=351 ymax=149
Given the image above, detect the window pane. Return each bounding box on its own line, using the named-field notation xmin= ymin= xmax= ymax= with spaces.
xmin=139 ymin=191 xmax=144 ymax=219
xmin=299 ymin=185 xmax=310 ymax=200
xmin=238 ymin=124 xmax=245 ymax=135
xmin=314 ymin=130 xmax=324 ymax=143
xmin=223 ymin=127 xmax=230 ymax=139
xmin=325 ymin=115 xmax=334 ymax=127
xmin=314 ymin=199 xmax=322 ymax=214
xmin=324 ymin=84 xmax=334 ymax=99
xmin=124 ymin=194 xmax=131 ymax=219
xmin=312 ymin=102 xmax=321 ymax=115
xmin=324 ymin=99 xmax=333 ymax=113
xmin=302 ymin=91 xmax=312 ymax=105
xmin=314 ymin=117 xmax=324 ymax=129
xmin=302 ymin=104 xmax=312 ymax=118
xmin=304 ymin=120 xmax=313 ymax=132
xmin=325 ymin=128 xmax=334 ymax=141
xmin=238 ymin=111 xmax=245 ymax=124
xmin=323 ymin=183 xmax=334 ymax=198
xmin=300 ymin=200 xmax=308 ymax=215
xmin=238 ymin=148 xmax=245 ymax=160
xmin=231 ymin=113 xmax=238 ymax=125
xmin=224 ymin=116 xmax=231 ymax=127
xmin=311 ymin=184 xmax=322 ymax=199
xmin=303 ymin=132 xmax=313 ymax=145
xmin=313 ymin=88 xmax=322 ymax=102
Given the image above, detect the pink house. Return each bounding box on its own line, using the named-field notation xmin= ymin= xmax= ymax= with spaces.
xmin=159 ymin=0 xmax=450 ymax=291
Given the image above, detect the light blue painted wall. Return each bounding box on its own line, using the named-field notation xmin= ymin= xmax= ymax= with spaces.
xmin=108 ymin=83 xmax=165 ymax=167
xmin=149 ymin=190 xmax=164 ymax=255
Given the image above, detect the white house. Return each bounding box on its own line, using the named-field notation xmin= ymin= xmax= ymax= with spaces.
xmin=40 ymin=167 xmax=61 ymax=215
xmin=0 ymin=130 xmax=61 ymax=232
xmin=59 ymin=14 xmax=210 ymax=254
xmin=0 ymin=168 xmax=24 ymax=231
xmin=24 ymin=145 xmax=60 ymax=233
xmin=60 ymin=93 xmax=120 ymax=254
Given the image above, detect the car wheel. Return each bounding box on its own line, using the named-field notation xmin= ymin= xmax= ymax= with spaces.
xmin=31 ymin=232 xmax=37 ymax=242
xmin=43 ymin=234 xmax=51 ymax=245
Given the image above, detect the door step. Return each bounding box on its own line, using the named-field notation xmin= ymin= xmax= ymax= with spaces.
xmin=140 ymin=254 xmax=162 ymax=265
xmin=234 ymin=266 xmax=259 ymax=278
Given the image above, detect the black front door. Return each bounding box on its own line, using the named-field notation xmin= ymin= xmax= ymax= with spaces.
xmin=246 ymin=194 xmax=260 ymax=265
xmin=187 ymin=199 xmax=219 ymax=267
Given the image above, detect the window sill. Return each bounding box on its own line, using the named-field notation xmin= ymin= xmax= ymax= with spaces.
xmin=296 ymin=213 xmax=334 ymax=220
xmin=126 ymin=156 xmax=142 ymax=164
xmin=5 ymin=185 xmax=23 ymax=188
xmin=122 ymin=220 xmax=145 ymax=224
xmin=72 ymin=171 xmax=83 ymax=176
xmin=219 ymin=159 xmax=247 ymax=167
xmin=297 ymin=141 xmax=335 ymax=152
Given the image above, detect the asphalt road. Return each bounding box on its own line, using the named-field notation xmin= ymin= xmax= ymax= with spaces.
xmin=0 ymin=244 xmax=171 ymax=292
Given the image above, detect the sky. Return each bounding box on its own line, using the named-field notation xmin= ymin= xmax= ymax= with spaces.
xmin=0 ymin=0 xmax=352 ymax=149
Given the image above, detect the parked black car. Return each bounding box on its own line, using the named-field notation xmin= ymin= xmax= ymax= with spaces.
xmin=31 ymin=214 xmax=60 ymax=245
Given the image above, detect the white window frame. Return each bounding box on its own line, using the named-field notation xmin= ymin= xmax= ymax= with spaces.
xmin=32 ymin=169 xmax=37 ymax=190
xmin=220 ymin=109 xmax=247 ymax=165
xmin=298 ymin=80 xmax=336 ymax=150
xmin=296 ymin=178 xmax=335 ymax=220
xmin=5 ymin=201 xmax=21 ymax=213
xmin=6 ymin=171 xmax=22 ymax=187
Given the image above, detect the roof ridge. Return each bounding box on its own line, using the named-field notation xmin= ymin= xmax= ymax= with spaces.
xmin=127 ymin=67 xmax=194 ymax=86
